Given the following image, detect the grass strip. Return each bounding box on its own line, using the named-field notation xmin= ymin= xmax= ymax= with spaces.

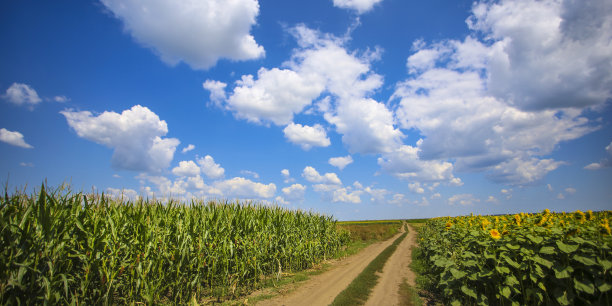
xmin=330 ymin=232 xmax=408 ymax=306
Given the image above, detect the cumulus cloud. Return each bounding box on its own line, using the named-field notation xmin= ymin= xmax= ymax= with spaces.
xmin=565 ymin=187 xmax=577 ymax=194
xmin=101 ymin=0 xmax=264 ymax=70
xmin=20 ymin=162 xmax=34 ymax=167
xmin=281 ymin=168 xmax=294 ymax=183
xmin=223 ymin=68 xmax=325 ymax=125
xmin=53 ymin=95 xmax=70 ymax=103
xmin=377 ymin=145 xmax=462 ymax=185
xmin=467 ymin=0 xmax=612 ymax=110
xmin=208 ymin=25 xmax=402 ymax=154
xmin=283 ymin=123 xmax=331 ymax=150
xmin=197 ymin=155 xmax=225 ymax=179
xmin=332 ymin=0 xmax=383 ymax=14
xmin=213 ymin=177 xmax=276 ymax=199
xmin=0 ymin=128 xmax=33 ymax=149
xmin=106 ymin=188 xmax=140 ymax=201
xmin=3 ymin=83 xmax=42 ymax=108
xmin=408 ymin=182 xmax=425 ymax=194
xmin=203 ymin=80 xmax=227 ymax=107
xmin=487 ymin=157 xmax=565 ymax=186
xmin=325 ymin=97 xmax=403 ymax=154
xmin=240 ymin=170 xmax=259 ymax=179
xmin=282 ymin=183 xmax=306 ymax=201
xmin=328 ymin=155 xmax=353 ymax=170
xmin=172 ymin=160 xmax=200 ymax=177
xmin=61 ymin=105 xmax=179 ymax=173
xmin=181 ymin=144 xmax=195 ymax=153
xmin=302 ymin=166 xmax=342 ymax=185
xmin=312 ymin=184 xmax=362 ymax=203
xmin=448 ymin=194 xmax=480 ymax=206
xmin=584 ymin=141 xmax=612 ymax=170
xmin=393 ymin=0 xmax=600 ymax=186
xmin=486 ymin=196 xmax=499 ymax=204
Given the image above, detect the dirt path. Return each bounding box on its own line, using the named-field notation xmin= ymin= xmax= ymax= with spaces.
xmin=364 ymin=224 xmax=417 ymax=306
xmin=256 ymin=229 xmax=406 ymax=306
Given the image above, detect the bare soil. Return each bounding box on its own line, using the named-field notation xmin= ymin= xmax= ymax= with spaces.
xmin=365 ymin=224 xmax=417 ymax=306
xmin=254 ymin=224 xmax=416 ymax=306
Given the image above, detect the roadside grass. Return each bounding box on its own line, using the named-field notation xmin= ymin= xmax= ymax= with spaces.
xmin=330 ymin=232 xmax=408 ymax=306
xmin=399 ymin=280 xmax=423 ymax=306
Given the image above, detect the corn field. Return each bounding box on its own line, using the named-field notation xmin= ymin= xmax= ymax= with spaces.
xmin=0 ymin=184 xmax=350 ymax=304
xmin=415 ymin=209 xmax=612 ymax=305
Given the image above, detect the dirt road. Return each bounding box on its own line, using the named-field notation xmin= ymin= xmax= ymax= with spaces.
xmin=365 ymin=224 xmax=417 ymax=306
xmin=256 ymin=224 xmax=416 ymax=306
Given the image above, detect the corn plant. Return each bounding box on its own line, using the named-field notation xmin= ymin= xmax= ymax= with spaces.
xmin=0 ymin=184 xmax=350 ymax=304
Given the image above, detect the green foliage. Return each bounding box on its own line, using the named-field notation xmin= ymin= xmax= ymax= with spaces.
xmin=414 ymin=210 xmax=612 ymax=305
xmin=0 ymin=184 xmax=350 ymax=304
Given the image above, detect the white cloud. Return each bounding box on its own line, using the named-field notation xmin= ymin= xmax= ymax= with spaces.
xmin=486 ymin=196 xmax=499 ymax=204
xmin=584 ymin=141 xmax=612 ymax=170
xmin=565 ymin=187 xmax=577 ymax=194
xmin=197 ymin=155 xmax=225 ymax=179
xmin=377 ymin=145 xmax=462 ymax=184
xmin=203 ymin=80 xmax=227 ymax=107
xmin=557 ymin=193 xmax=565 ymax=200
xmin=61 ymin=105 xmax=179 ymax=173
xmin=500 ymin=188 xmax=513 ymax=200
xmin=332 ymin=0 xmax=383 ymax=14
xmin=283 ymin=123 xmax=331 ymax=150
xmin=430 ymin=193 xmax=441 ymax=199
xmin=240 ymin=170 xmax=259 ymax=179
xmin=281 ymin=169 xmax=294 ymax=183
xmin=224 ymin=68 xmax=325 ymax=125
xmin=20 ymin=162 xmax=34 ymax=167
xmin=408 ymin=182 xmax=424 ymax=194
xmin=209 ymin=25 xmax=402 ymax=154
xmin=467 ymin=0 xmax=612 ymax=110
xmin=328 ymin=155 xmax=353 ymax=170
xmin=213 ymin=177 xmax=276 ymax=199
xmin=325 ymin=97 xmax=403 ymax=154
xmin=181 ymin=144 xmax=195 ymax=153
xmin=487 ymin=157 xmax=565 ymax=186
xmin=302 ymin=166 xmax=342 ymax=185
xmin=0 ymin=128 xmax=33 ymax=149
xmin=448 ymin=194 xmax=480 ymax=206
xmin=282 ymin=183 xmax=306 ymax=201
xmin=101 ymin=0 xmax=264 ymax=70
xmin=53 ymin=95 xmax=69 ymax=103
xmin=364 ymin=186 xmax=389 ymax=203
xmin=547 ymin=184 xmax=553 ymax=192
xmin=313 ymin=184 xmax=362 ymax=203
xmin=392 ymin=0 xmax=610 ymax=186
xmin=3 ymin=83 xmax=42 ymax=107
xmin=388 ymin=193 xmax=409 ymax=206
xmin=106 ymin=188 xmax=140 ymax=201
xmin=274 ymin=196 xmax=289 ymax=205
xmin=172 ymin=160 xmax=200 ymax=177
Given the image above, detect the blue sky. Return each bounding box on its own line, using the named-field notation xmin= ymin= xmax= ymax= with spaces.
xmin=1 ymin=0 xmax=611 ymax=220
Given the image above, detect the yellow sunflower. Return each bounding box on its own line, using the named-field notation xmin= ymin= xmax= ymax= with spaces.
xmin=490 ymin=229 xmax=501 ymax=239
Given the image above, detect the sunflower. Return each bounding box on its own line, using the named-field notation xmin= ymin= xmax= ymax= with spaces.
xmin=490 ymin=229 xmax=501 ymax=239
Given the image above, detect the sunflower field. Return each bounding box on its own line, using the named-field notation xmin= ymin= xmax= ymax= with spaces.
xmin=0 ymin=184 xmax=350 ymax=304
xmin=415 ymin=209 xmax=612 ymax=305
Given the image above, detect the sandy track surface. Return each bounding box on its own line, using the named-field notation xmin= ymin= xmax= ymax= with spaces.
xmin=256 ymin=229 xmax=406 ymax=306
xmin=364 ymin=224 xmax=417 ymax=306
